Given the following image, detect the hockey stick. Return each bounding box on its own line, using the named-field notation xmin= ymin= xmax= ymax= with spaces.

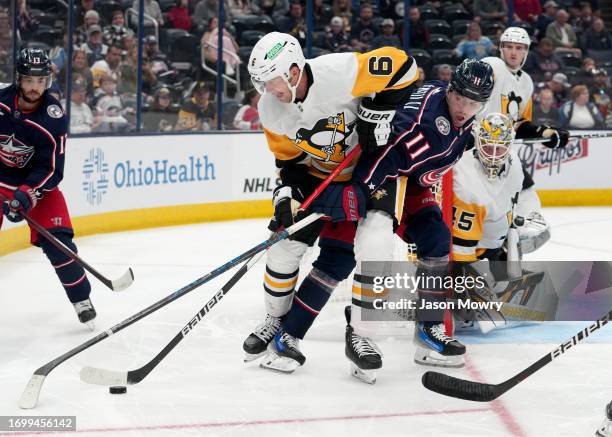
xmin=0 ymin=192 xmax=134 ymax=291
xmin=422 ymin=310 xmax=611 ymax=402
xmin=79 ymin=145 xmax=362 ymax=386
xmin=19 ymin=145 xmax=360 ymax=408
xmin=515 ymin=131 xmax=612 ymax=145
xmin=18 ymin=212 xmax=321 ymax=409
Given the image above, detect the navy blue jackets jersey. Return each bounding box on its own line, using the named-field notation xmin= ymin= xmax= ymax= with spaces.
xmin=354 ymin=81 xmax=474 ymax=190
xmin=0 ymin=84 xmax=67 ymax=193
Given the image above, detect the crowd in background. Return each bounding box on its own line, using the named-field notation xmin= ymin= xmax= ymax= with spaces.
xmin=4 ymin=0 xmax=612 ymax=134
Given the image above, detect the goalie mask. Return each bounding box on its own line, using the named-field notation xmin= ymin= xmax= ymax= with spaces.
xmin=475 ymin=113 xmax=515 ymax=180
xmin=248 ymin=32 xmax=305 ymax=103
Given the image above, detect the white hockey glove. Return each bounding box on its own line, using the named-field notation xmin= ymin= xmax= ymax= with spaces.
xmin=515 ymin=212 xmax=551 ymax=254
xmin=357 ymin=97 xmax=395 ymax=153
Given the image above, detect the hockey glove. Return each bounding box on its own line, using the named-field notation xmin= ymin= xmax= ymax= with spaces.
xmin=2 ymin=185 xmax=38 ymax=223
xmin=536 ymin=126 xmax=570 ymax=149
xmin=310 ymin=183 xmax=366 ymax=222
xmin=271 ymin=185 xmax=302 ymax=229
xmin=356 ymin=97 xmax=395 ymax=153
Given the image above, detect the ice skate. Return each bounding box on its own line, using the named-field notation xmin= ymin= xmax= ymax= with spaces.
xmin=243 ymin=314 xmax=281 ymax=362
xmin=344 ymin=306 xmax=382 ymax=384
xmin=414 ymin=322 xmax=465 ymax=368
xmin=260 ymin=330 xmax=305 ymax=373
xmin=73 ymin=298 xmax=96 ymax=331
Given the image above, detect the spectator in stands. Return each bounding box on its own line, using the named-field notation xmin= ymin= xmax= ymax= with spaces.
xmin=371 ymin=19 xmax=402 ymax=49
xmin=434 ymin=64 xmax=453 ymax=81
xmin=201 ymin=16 xmax=241 ymax=76
xmin=546 ymin=9 xmax=581 ymax=55
xmin=144 ymin=87 xmax=178 ymax=132
xmin=324 ymin=16 xmax=352 ymax=52
xmin=548 ymin=72 xmax=571 ymax=104
xmin=535 ymin=0 xmax=558 ymax=40
xmin=455 ymin=22 xmax=495 ymax=60
xmin=581 ymin=18 xmax=612 ymax=51
xmin=71 ymin=50 xmax=94 ymax=99
xmin=251 ymin=0 xmax=289 ymax=19
xmin=166 ymin=0 xmax=192 ymax=31
xmin=67 ymin=81 xmax=97 ymax=134
xmin=513 ymin=0 xmax=541 ymax=22
xmin=132 ymin=0 xmax=164 ymax=27
xmin=416 ymin=67 xmax=426 ymax=88
xmin=574 ymin=2 xmax=594 ymax=33
xmin=193 ymin=0 xmax=232 ymax=24
xmin=76 ymin=0 xmax=94 ymax=27
xmin=560 ymin=84 xmax=605 ymax=128
xmin=93 ymin=75 xmax=131 ymax=133
xmin=473 ymin=0 xmax=507 ymax=22
xmin=524 ymin=37 xmax=566 ymax=79
xmin=81 ymin=25 xmax=108 ymax=65
xmin=589 ymin=68 xmax=611 ymax=117
xmin=401 ymin=6 xmax=428 ymax=50
xmin=76 ymin=10 xmax=99 ymax=45
xmin=91 ymin=44 xmax=123 ymax=90
xmin=120 ymin=45 xmax=157 ymax=96
xmin=103 ymin=10 xmax=133 ymax=47
xmin=233 ymin=88 xmax=261 ymax=130
xmin=278 ymin=1 xmax=307 ymax=45
xmin=350 ymin=3 xmax=379 ymax=52
xmin=532 ymin=88 xmax=560 ymax=125
xmin=227 ymin=0 xmax=251 ymax=16
xmin=331 ymin=0 xmax=352 ymax=32
xmin=143 ymin=35 xmax=172 ymax=74
xmin=574 ymin=56 xmax=597 ymax=86
xmin=176 ymin=82 xmax=216 ymax=131
xmin=313 ymin=0 xmax=333 ymax=30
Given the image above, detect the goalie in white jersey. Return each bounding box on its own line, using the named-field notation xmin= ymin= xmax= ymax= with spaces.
xmin=481 ymin=26 xmax=566 ymax=259
xmin=452 ymin=113 xmax=550 ymax=332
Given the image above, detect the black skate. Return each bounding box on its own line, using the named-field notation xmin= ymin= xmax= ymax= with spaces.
xmin=260 ymin=329 xmax=305 ymax=373
xmin=243 ymin=314 xmax=281 ymax=362
xmin=414 ymin=321 xmax=465 ymax=368
xmin=344 ymin=306 xmax=382 ymax=384
xmin=73 ymin=298 xmax=96 ymax=331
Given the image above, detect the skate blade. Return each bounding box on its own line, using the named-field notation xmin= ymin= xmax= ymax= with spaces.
xmin=85 ymin=320 xmax=95 ymax=331
xmin=260 ymin=352 xmax=300 ymax=373
xmin=243 ymin=350 xmax=267 ymax=363
xmin=350 ymin=364 xmax=376 ymax=384
xmin=413 ymin=348 xmax=465 ymax=368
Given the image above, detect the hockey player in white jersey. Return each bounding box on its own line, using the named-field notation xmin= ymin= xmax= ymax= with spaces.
xmin=481 ymin=26 xmax=568 ymax=258
xmin=242 ymin=32 xmax=419 ymax=373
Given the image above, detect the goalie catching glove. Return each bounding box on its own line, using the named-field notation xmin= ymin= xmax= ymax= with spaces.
xmin=310 ymin=183 xmax=366 ymax=222
xmin=356 ymin=97 xmax=395 ymax=153
xmin=535 ymin=125 xmax=569 ymax=149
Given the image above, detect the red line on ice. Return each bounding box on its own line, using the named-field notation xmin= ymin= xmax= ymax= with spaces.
xmin=0 ymin=408 xmax=489 ymax=435
xmin=465 ymin=354 xmax=528 ymax=437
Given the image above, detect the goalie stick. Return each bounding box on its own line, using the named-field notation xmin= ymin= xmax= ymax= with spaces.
xmin=79 ymin=145 xmax=362 ymax=387
xmin=19 ymin=145 xmax=360 ymax=408
xmin=0 ymin=192 xmax=134 ymax=292
xmin=515 ymin=131 xmax=612 ymax=145
xmin=422 ymin=310 xmax=611 ymax=402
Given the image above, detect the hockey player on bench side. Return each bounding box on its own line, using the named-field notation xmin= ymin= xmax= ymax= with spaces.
xmin=451 ymin=112 xmax=551 ymax=333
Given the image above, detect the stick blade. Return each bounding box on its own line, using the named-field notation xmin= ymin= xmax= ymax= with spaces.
xmin=80 ymin=366 xmax=128 ymax=386
xmin=422 ymin=371 xmax=500 ymax=402
xmin=19 ymin=374 xmax=45 ymax=409
xmin=110 ymin=268 xmax=135 ymax=292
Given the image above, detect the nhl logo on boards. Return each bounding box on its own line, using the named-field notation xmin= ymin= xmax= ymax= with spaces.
xmin=435 ymin=116 xmax=450 ymax=135
xmin=47 ymin=105 xmax=63 ymax=119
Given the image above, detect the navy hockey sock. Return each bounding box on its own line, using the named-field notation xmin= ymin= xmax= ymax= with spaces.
xmin=39 ymin=233 xmax=91 ymax=303
xmin=283 ymin=268 xmax=338 ymax=339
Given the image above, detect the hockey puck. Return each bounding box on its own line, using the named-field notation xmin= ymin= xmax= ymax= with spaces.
xmin=109 ymin=386 xmax=127 ymax=394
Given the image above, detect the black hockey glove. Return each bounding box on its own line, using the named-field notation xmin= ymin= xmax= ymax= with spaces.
xmin=356 ymin=97 xmax=396 ymax=153
xmin=2 ymin=185 xmax=37 ymax=223
xmin=536 ymin=125 xmax=570 ymax=149
xmin=310 ymin=182 xmax=366 ymax=222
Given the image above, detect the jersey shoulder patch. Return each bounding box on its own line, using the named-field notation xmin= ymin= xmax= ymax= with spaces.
xmin=47 ymin=104 xmax=64 ymax=119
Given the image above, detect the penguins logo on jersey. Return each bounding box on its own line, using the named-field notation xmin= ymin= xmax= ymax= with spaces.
xmin=0 ymin=135 xmax=35 ymax=168
xmin=501 ymin=91 xmax=523 ymax=123
xmin=295 ymin=112 xmax=355 ymax=162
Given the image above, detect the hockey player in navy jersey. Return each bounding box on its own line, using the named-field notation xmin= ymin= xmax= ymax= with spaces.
xmin=311 ymin=59 xmax=495 ymax=378
xmin=0 ymin=48 xmax=96 ymax=329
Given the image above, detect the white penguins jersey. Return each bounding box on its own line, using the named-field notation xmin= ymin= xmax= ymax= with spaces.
xmin=451 ymin=149 xmax=525 ymax=262
xmin=480 ymin=57 xmax=534 ymax=127
xmin=258 ymin=47 xmax=418 ymax=182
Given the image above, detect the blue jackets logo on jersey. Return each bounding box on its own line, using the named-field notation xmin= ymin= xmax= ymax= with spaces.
xmin=0 ymin=134 xmax=35 ymax=168
xmin=295 ymin=112 xmax=355 ymax=163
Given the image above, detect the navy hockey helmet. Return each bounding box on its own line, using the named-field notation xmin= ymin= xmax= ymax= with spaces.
xmin=16 ymin=48 xmax=53 ymax=89
xmin=448 ymin=59 xmax=494 ymax=103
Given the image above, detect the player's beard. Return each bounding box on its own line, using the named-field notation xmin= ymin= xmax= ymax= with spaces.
xmin=19 ymin=87 xmax=44 ymax=104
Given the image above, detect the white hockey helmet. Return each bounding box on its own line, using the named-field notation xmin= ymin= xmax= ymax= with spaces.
xmin=474 ymin=112 xmax=515 ymax=180
xmin=499 ymin=27 xmax=531 ymax=70
xmin=248 ymin=32 xmax=306 ymax=102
